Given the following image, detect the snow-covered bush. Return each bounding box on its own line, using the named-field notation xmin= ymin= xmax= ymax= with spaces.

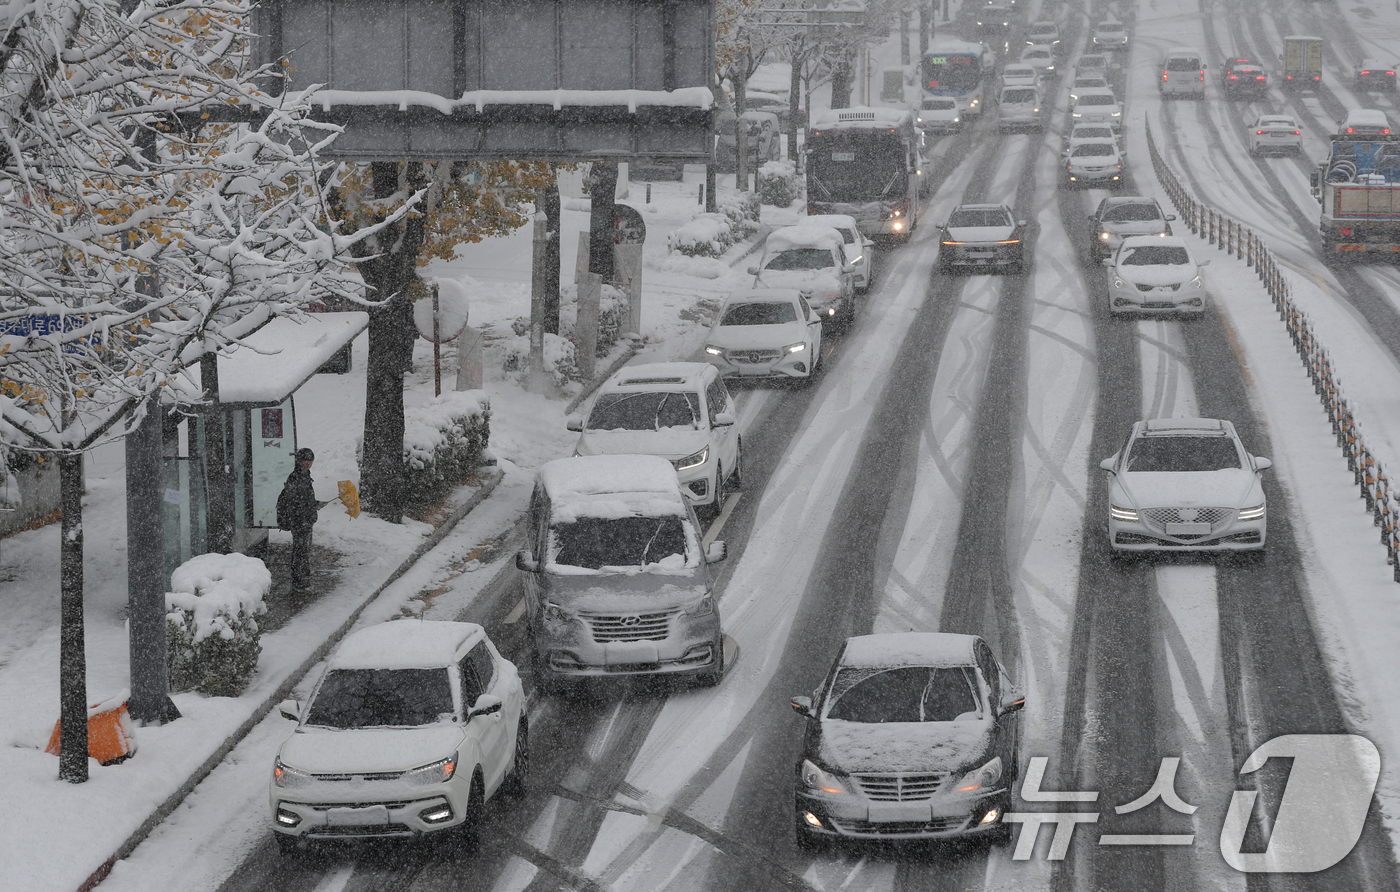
xmin=667 ymin=213 xmax=736 ymax=258
xmin=757 ymin=160 xmax=800 ymax=208
xmin=165 ymin=553 xmax=271 ymax=696
xmin=400 ymin=391 xmax=492 ymax=512
xmin=500 ymin=331 xmax=581 ymax=387
xmin=718 ymin=191 xmax=762 ymax=238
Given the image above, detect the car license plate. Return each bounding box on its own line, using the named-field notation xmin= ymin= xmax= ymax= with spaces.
xmin=1271 ymin=132 xmax=1289 ymax=138
xmin=868 ymin=801 xmax=934 ymax=822
xmin=326 ymin=804 xmax=390 ymax=827
xmin=1164 ymin=522 xmax=1211 ymax=535
xmin=832 ymin=152 xmax=855 ymax=162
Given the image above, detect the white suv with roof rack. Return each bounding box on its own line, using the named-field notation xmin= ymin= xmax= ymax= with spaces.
xmin=568 ymin=362 xmax=741 ymax=515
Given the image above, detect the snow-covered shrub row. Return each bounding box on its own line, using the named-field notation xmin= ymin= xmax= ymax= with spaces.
xmin=399 ymin=390 xmax=492 ymax=512
xmin=667 ymin=191 xmax=764 ymax=258
xmin=757 ymin=160 xmax=801 ymax=208
xmin=718 ymin=191 xmax=762 ymax=237
xmin=165 ymin=553 xmax=271 ymax=697
xmin=500 ymin=331 xmax=580 ymax=387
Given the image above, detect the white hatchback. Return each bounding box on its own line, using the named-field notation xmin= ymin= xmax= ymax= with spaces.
xmin=270 ymin=622 xmax=527 ymax=852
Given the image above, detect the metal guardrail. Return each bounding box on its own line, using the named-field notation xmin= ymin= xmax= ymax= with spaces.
xmin=1145 ymin=121 xmax=1400 ymax=579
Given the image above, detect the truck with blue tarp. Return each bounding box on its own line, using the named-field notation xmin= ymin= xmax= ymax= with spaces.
xmin=1311 ymin=133 xmax=1400 ymax=258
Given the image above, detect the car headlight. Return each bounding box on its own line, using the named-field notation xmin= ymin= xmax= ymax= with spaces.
xmin=955 ymin=757 xmax=1004 ymax=792
xmin=273 ymin=758 xmax=312 ymax=789
xmin=543 ymin=601 xmax=575 ymax=624
xmin=704 ymin=345 xmax=723 ymax=356
xmin=676 ymin=446 xmax=709 ymax=471
xmin=684 ymin=593 xmax=715 ymax=616
xmin=1191 ymin=275 xmax=1203 ymax=288
xmin=1238 ymin=504 xmax=1266 ymax=521
xmin=800 ymin=759 xmax=852 ymax=795
xmin=785 ymin=342 xmax=806 ymax=354
xmin=1113 ymin=275 xmax=1128 ymax=288
xmin=403 ymin=753 xmax=458 ymax=787
xmin=1110 ymin=504 xmax=1139 ymax=521
xmin=1100 ymin=231 xmax=1111 ymax=240
xmin=1111 ymin=111 xmax=1121 ymax=116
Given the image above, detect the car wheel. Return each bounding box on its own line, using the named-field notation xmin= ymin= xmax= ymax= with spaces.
xmin=697 ymin=635 xmax=725 ymax=687
xmin=275 ymin=833 xmax=301 ymax=856
xmin=708 ymin=464 xmax=727 ymax=522
xmin=504 ymin=719 xmax=529 ymax=798
xmin=459 ymin=773 xmax=485 ymax=848
xmin=531 ymin=648 xmax=560 ymax=696
xmin=731 ymin=438 xmax=744 ymax=489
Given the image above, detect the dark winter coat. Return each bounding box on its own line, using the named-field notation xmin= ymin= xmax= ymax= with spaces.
xmin=277 ymin=467 xmax=318 ymax=531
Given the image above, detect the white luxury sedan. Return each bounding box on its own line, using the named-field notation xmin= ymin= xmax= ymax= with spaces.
xmin=270 ymin=622 xmax=528 ymax=852
xmin=1100 ymin=418 xmax=1271 ymax=554
xmin=1249 ymin=114 xmax=1302 ymax=155
xmin=1103 ymin=235 xmax=1208 ymax=316
xmin=704 ymin=289 xmax=824 ymax=382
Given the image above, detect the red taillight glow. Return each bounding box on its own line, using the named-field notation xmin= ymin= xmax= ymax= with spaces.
xmin=1341 ymin=228 xmax=1353 ymax=236
xmin=1294 ymin=130 xmax=1301 ymax=135
xmin=1256 ymin=76 xmax=1266 ymax=81
xmin=1257 ymin=130 xmax=1265 ymax=134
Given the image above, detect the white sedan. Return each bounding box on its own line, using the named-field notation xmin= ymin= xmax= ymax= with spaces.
xmin=1071 ymin=87 xmax=1123 ymax=130
xmin=797 ymin=213 xmax=872 ymax=292
xmin=1104 ymin=236 xmax=1208 ymax=316
xmin=270 ymin=622 xmax=527 ymax=852
xmin=1249 ymin=114 xmax=1302 ymax=155
xmin=703 ymin=289 xmax=823 ymax=382
xmin=1100 ymin=417 xmax=1270 ymax=554
xmin=1001 ymin=63 xmax=1040 ymax=88
xmin=1064 ymin=141 xmax=1125 ymax=188
xmin=1020 ymin=46 xmax=1058 ymax=79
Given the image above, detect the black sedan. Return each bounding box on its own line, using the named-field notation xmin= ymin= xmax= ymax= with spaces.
xmin=1356 ymin=59 xmax=1397 ymax=92
xmin=1221 ymin=63 xmax=1268 ymax=97
xmin=791 ymin=633 xmax=1025 ymax=846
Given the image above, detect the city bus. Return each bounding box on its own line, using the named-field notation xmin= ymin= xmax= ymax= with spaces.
xmin=921 ymin=39 xmax=994 ymax=122
xmin=806 ymin=106 xmax=922 ymax=239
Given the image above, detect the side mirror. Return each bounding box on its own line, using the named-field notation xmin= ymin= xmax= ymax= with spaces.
xmin=278 ymin=699 xmax=301 ymax=721
xmin=1101 ymin=257 xmax=1113 ymax=266
xmin=1166 ymin=214 xmax=1177 ymax=221
xmin=712 ymin=411 xmax=736 ymax=427
xmin=1017 ymin=220 xmax=1028 ymax=227
xmin=1253 ymin=456 xmax=1273 ymax=471
xmin=516 ymin=550 xmax=539 ymax=573
xmin=565 ymin=416 xmax=583 ymax=432
xmin=999 ymin=690 xmax=1026 ymax=716
xmin=790 ymin=695 xmax=815 ymax=717
xmin=469 ymin=693 xmax=503 ymax=719
xmin=747 ymin=266 xmax=759 ymax=276
xmin=706 ymin=541 xmax=728 ymax=563
xmin=1099 ymin=456 xmax=1117 ymax=472
xmin=1199 ymin=259 xmax=1211 ymax=267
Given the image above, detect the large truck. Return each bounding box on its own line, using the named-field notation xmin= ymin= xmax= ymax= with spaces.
xmin=1311 ymin=133 xmax=1400 ymax=258
xmin=1282 ymin=35 xmax=1323 ymax=89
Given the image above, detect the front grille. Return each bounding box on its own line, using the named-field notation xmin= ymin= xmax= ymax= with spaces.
xmin=310 ymin=823 xmax=413 ymax=837
xmin=828 ymin=816 xmax=969 ymax=836
xmin=308 ymin=800 xmax=412 ymax=810
xmin=1137 ymin=283 xmax=1182 ymax=292
xmin=726 ymin=348 xmax=781 ymax=363
xmin=853 ymin=773 xmax=950 ymax=801
xmin=582 ymin=609 xmax=677 ymax=642
xmin=310 ymin=772 xmax=404 ymax=782
xmin=1141 ymin=506 xmax=1234 ymax=526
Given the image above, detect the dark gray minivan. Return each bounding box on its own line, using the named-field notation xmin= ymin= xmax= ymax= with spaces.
xmin=515 ymin=454 xmax=726 ymax=690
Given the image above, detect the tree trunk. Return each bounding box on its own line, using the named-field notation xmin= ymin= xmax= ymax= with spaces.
xmin=900 ymin=11 xmax=910 ymax=66
xmin=542 ymin=179 xmax=561 ymax=335
xmin=789 ymin=59 xmax=803 ymax=162
xmin=588 ymin=161 xmax=618 ymax=281
xmin=201 ymin=352 xmax=234 ymax=554
xmin=126 ymin=398 xmax=179 ymax=725
xmin=735 ymin=55 xmax=750 ymax=192
xmin=357 ymin=162 xmax=426 ymax=523
xmin=831 ymin=58 xmax=854 ymax=110
xmin=58 ymin=451 xmax=87 ymax=783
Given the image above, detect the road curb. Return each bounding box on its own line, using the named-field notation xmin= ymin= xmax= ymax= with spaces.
xmin=79 ymin=466 xmax=505 ymax=892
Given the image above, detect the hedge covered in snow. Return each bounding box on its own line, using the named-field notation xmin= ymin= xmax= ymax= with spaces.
xmin=165 ymin=553 xmax=271 ymax=696
xmin=667 ymin=192 xmax=762 ymax=258
xmin=399 ymin=390 xmax=492 ymax=512
xmin=757 ymin=160 xmax=801 ymax=208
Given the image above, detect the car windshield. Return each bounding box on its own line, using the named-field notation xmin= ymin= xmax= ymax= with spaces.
xmin=949 ymin=208 xmax=1011 ymax=227
xmin=1099 ymin=23 xmax=1123 ymax=32
xmin=1102 ymin=203 xmax=1162 ymax=222
xmin=1081 ymin=56 xmax=1107 ymax=67
xmin=1003 ymin=88 xmax=1037 ymax=103
xmin=1121 ymin=245 xmax=1190 ymax=266
xmin=551 ymin=515 xmax=689 ymax=569
xmin=765 ymin=248 xmax=835 ymax=271
xmin=924 ymin=98 xmax=957 ymax=109
xmin=1073 ymin=144 xmax=1116 ymax=157
xmin=1126 ymin=436 xmax=1242 ymax=472
xmin=1166 ymin=57 xmax=1201 ymax=71
xmin=305 ymin=668 xmax=454 ymax=728
xmin=1030 ymin=27 xmax=1056 ymax=37
xmin=721 ymin=301 xmax=798 ymax=326
xmin=1075 ymin=127 xmax=1114 ymax=139
xmin=826 ymin=666 xmax=981 ymax=722
xmin=1080 ymin=95 xmax=1116 ymax=106
xmin=588 ymin=391 xmax=701 ymax=431
xmin=1260 ymin=118 xmax=1295 ymax=127
xmin=1025 ymin=51 xmax=1050 ymax=61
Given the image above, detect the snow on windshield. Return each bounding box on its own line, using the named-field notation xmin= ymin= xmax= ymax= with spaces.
xmin=587 ymin=391 xmax=700 ymax=431
xmin=721 ymin=301 xmax=798 ymax=326
xmin=1127 ymin=436 xmax=1242 ymax=472
xmin=826 ymin=667 xmax=981 ymax=722
xmin=305 ymin=668 xmax=454 ymax=728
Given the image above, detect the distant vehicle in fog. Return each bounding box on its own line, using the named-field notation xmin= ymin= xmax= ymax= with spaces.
xmin=1356 ymin=59 xmax=1397 ymax=92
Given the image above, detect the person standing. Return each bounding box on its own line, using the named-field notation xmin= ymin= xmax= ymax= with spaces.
xmin=277 ymin=448 xmax=320 ymax=590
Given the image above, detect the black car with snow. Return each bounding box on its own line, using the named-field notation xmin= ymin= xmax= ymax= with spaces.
xmin=791 ymin=633 xmax=1024 ymax=846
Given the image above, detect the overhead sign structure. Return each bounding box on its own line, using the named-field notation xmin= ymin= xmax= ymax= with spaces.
xmin=250 ymin=0 xmax=715 ymax=161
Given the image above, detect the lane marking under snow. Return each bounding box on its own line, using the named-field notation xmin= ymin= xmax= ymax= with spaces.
xmin=701 ymin=493 xmax=742 ymax=548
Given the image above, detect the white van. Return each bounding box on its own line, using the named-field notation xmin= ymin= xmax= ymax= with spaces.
xmin=1160 ymin=48 xmax=1205 ymax=98
xmin=998 ymin=84 xmax=1043 ymax=131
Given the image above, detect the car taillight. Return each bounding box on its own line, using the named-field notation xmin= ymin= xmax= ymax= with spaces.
xmin=1162 ymin=71 xmax=1168 ymax=81
xmin=1341 ymin=228 xmax=1353 ymax=236
xmin=1389 ymin=71 xmax=1396 ymax=76
xmin=1256 ymin=130 xmax=1265 ymax=135
xmin=1362 ymin=71 xmax=1371 ymax=75
xmin=1386 ymin=129 xmax=1393 ymax=135
xmin=1256 ymin=76 xmax=1265 ymax=81
xmin=1294 ymin=130 xmax=1301 ymax=135
xmin=1229 ymin=75 xmax=1238 ymax=81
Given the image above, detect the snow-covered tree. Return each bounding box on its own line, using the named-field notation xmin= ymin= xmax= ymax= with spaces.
xmin=0 ymin=0 xmax=393 ymax=782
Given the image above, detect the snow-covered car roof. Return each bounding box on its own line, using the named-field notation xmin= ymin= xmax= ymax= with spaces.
xmin=1073 ymin=87 xmax=1118 ymax=103
xmin=1140 ymin=417 xmax=1231 ymax=435
xmin=330 ymin=621 xmax=483 ymax=670
xmin=538 ymin=454 xmax=685 ymax=503
xmin=840 ymin=633 xmax=979 ymax=669
xmin=601 ymin=362 xmax=714 ymax=393
xmin=766 ymin=225 xmax=845 ymax=254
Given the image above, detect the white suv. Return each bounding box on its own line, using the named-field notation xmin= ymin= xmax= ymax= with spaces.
xmin=270 ymin=622 xmax=527 ymax=852
xmin=569 ymin=362 xmax=741 ymax=515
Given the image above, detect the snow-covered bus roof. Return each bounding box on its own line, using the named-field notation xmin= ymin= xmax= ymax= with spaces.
xmin=809 ymin=106 xmax=915 ymax=132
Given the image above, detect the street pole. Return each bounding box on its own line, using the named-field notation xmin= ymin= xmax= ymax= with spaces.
xmin=431 ymin=285 xmax=442 ymax=397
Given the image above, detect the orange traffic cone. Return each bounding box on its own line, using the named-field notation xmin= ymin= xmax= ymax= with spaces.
xmin=46 ymin=692 xmax=137 ymax=765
